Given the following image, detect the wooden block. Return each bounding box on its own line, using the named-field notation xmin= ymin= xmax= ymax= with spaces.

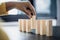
xmin=28 ymin=20 xmax=31 ymax=32
xmin=21 ymin=19 xmax=24 ymax=32
xmin=19 ymin=19 xmax=25 ymax=32
xmin=19 ymin=19 xmax=23 ymax=32
xmin=42 ymin=20 xmax=46 ymax=35
xmin=40 ymin=20 xmax=46 ymax=35
xmin=36 ymin=20 xmax=40 ymax=34
xmin=30 ymin=18 xmax=33 ymax=29
xmin=23 ymin=19 xmax=26 ymax=32
xmin=46 ymin=20 xmax=52 ymax=36
xmin=26 ymin=20 xmax=31 ymax=32
xmin=31 ymin=16 xmax=36 ymax=29
xmin=32 ymin=16 xmax=36 ymax=20
xmin=40 ymin=20 xmax=43 ymax=35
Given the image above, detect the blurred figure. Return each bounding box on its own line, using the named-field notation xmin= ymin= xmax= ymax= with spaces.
xmin=0 ymin=1 xmax=36 ymax=40
xmin=0 ymin=28 xmax=9 ymax=40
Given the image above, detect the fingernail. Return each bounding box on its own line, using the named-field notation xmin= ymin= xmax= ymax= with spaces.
xmin=31 ymin=13 xmax=33 ymax=15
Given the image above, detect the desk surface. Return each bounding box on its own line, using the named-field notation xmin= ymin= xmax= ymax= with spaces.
xmin=0 ymin=22 xmax=60 ymax=40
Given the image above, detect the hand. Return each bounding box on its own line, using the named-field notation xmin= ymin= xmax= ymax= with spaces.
xmin=6 ymin=2 xmax=36 ymax=18
xmin=16 ymin=2 xmax=36 ymax=18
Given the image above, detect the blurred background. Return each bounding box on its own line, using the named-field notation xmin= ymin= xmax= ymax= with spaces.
xmin=0 ymin=0 xmax=57 ymax=26
xmin=0 ymin=0 xmax=60 ymax=40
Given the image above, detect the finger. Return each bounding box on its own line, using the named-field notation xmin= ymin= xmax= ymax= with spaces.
xmin=23 ymin=2 xmax=36 ymax=15
xmin=23 ymin=8 xmax=32 ymax=18
xmin=26 ymin=7 xmax=33 ymax=16
xmin=27 ymin=2 xmax=36 ymax=15
xmin=26 ymin=10 xmax=32 ymax=18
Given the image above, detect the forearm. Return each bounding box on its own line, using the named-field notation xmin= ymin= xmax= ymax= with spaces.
xmin=5 ymin=2 xmax=29 ymax=12
xmin=5 ymin=2 xmax=16 ymax=11
xmin=4 ymin=2 xmax=35 ymax=18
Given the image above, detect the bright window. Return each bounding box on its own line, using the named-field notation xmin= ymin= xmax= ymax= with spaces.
xmin=33 ymin=0 xmax=57 ymax=19
xmin=35 ymin=0 xmax=51 ymax=14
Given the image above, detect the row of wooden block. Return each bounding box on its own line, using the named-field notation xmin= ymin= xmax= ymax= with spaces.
xmin=18 ymin=19 xmax=52 ymax=36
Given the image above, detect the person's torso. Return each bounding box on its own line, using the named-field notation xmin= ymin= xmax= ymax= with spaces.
xmin=0 ymin=3 xmax=8 ymax=16
xmin=0 ymin=28 xmax=9 ymax=40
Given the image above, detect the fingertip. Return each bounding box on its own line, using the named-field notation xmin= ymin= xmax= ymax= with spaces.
xmin=31 ymin=13 xmax=36 ymax=16
xmin=27 ymin=15 xmax=32 ymax=19
xmin=31 ymin=13 xmax=33 ymax=16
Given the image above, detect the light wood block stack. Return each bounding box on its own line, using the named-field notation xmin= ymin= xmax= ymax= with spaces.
xmin=36 ymin=20 xmax=40 ymax=34
xmin=46 ymin=20 xmax=52 ymax=36
xmin=40 ymin=20 xmax=46 ymax=35
xmin=18 ymin=16 xmax=53 ymax=36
